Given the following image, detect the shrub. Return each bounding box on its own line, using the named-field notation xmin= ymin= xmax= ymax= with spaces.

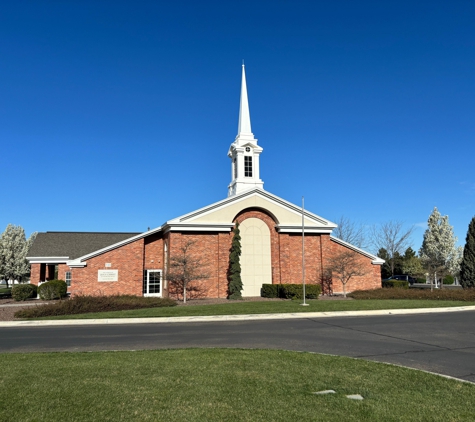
xmin=11 ymin=284 xmax=37 ymax=301
xmin=38 ymin=280 xmax=68 ymax=300
xmin=417 ymin=278 xmax=426 ymax=284
xmin=382 ymin=280 xmax=409 ymax=289
xmin=443 ymin=275 xmax=454 ymax=285
xmin=260 ymin=284 xmax=321 ymax=299
xmin=15 ymin=295 xmax=177 ymax=319
xmin=261 ymin=284 xmax=279 ymax=298
xmin=0 ymin=288 xmax=12 ymax=298
xmin=348 ymin=288 xmax=475 ymax=301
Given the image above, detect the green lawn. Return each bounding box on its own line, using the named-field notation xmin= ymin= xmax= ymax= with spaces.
xmin=0 ymin=349 xmax=473 ymax=421
xmin=40 ymin=299 xmax=475 ymax=319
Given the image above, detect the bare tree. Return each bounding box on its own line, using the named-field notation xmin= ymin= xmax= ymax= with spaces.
xmin=166 ymin=240 xmax=210 ymax=303
xmin=326 ymin=250 xmax=367 ymax=298
xmin=370 ymin=221 xmax=414 ymax=276
xmin=332 ymin=216 xmax=367 ymax=249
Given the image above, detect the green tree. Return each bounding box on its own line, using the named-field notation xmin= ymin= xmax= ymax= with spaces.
xmin=377 ymin=248 xmax=392 ymax=279
xmin=0 ymin=224 xmax=37 ymax=288
xmin=460 ymin=216 xmax=475 ymax=288
xmin=228 ymin=222 xmax=243 ymax=299
xmin=402 ymin=247 xmax=424 ymax=278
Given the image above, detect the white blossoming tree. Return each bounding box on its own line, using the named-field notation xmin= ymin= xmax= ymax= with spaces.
xmin=0 ymin=224 xmax=37 ymax=288
xmin=419 ymin=208 xmax=459 ymax=290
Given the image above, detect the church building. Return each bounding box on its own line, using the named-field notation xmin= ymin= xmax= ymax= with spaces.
xmin=27 ymin=66 xmax=383 ymax=298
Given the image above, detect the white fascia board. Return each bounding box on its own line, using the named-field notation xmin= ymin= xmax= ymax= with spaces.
xmin=163 ymin=223 xmax=234 ymax=234
xmin=174 ymin=188 xmax=336 ymax=228
xmin=26 ymin=257 xmax=69 ymax=264
xmin=276 ymin=226 xmax=333 ymax=234
xmin=74 ymin=226 xmax=163 ymax=263
xmin=330 ymin=236 xmax=385 ymax=265
xmin=67 ymin=260 xmax=87 ymax=268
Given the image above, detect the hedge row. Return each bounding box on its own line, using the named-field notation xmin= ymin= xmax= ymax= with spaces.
xmin=382 ymin=280 xmax=409 ymax=289
xmin=261 ymin=283 xmax=321 ymax=299
xmin=349 ymin=288 xmax=475 ymax=301
xmin=15 ymin=295 xmax=177 ymax=318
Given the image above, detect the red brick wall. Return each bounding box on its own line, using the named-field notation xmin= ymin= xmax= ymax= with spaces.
xmin=70 ymin=239 xmax=145 ymax=297
xmin=166 ymin=232 xmax=231 ymax=299
xmin=30 ymin=264 xmax=41 ymax=285
xmin=48 ymin=209 xmax=381 ymax=298
xmin=324 ymin=238 xmax=381 ymax=293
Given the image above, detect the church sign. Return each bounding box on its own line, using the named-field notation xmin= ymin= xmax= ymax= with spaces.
xmin=98 ymin=270 xmax=118 ymax=282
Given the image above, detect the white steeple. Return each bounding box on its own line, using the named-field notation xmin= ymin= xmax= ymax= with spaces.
xmin=237 ymin=64 xmax=253 ymax=138
xmin=228 ymin=65 xmax=264 ymax=197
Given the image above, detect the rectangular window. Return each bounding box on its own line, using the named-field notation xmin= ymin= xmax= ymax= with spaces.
xmin=65 ymin=271 xmax=71 ymax=287
xmin=244 ymin=156 xmax=253 ymax=177
xmin=143 ymin=269 xmax=162 ymax=297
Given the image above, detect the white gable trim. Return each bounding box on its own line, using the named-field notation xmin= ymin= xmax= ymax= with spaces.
xmin=330 ymin=236 xmax=385 ymax=265
xmin=71 ymin=226 xmax=164 ymax=263
xmin=171 ymin=188 xmax=336 ymax=228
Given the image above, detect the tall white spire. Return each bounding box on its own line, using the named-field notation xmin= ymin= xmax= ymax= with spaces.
xmin=228 ymin=64 xmax=264 ymax=197
xmin=237 ymin=64 xmax=253 ymax=137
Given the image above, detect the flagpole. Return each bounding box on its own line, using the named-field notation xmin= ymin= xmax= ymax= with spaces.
xmin=301 ymin=196 xmax=309 ymax=306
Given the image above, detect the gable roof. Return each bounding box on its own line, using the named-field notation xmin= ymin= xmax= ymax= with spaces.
xmin=165 ymin=188 xmax=337 ymax=234
xmin=27 ymin=232 xmax=140 ymax=262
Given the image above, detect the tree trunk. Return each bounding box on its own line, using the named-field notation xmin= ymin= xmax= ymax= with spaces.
xmin=342 ymin=283 xmax=347 ymax=298
xmin=183 ymin=285 xmax=187 ymax=303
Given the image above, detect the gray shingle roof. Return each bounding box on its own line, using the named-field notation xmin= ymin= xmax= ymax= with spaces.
xmin=27 ymin=232 xmax=141 ymax=260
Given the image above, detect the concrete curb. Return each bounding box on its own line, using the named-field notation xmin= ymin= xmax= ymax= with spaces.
xmin=1 ymin=305 xmax=474 ymax=327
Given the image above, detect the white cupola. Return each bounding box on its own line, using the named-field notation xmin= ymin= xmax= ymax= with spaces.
xmin=227 ymin=65 xmax=264 ymax=197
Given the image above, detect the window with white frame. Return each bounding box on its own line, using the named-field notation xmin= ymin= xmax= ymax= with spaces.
xmin=65 ymin=271 xmax=71 ymax=287
xmin=244 ymin=156 xmax=253 ymax=177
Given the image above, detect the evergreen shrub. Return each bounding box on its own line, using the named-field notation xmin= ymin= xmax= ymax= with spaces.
xmin=11 ymin=284 xmax=37 ymax=301
xmin=261 ymin=284 xmax=279 ymax=298
xmin=382 ymin=280 xmax=409 ymax=289
xmin=260 ymin=284 xmax=321 ymax=299
xmin=443 ymin=275 xmax=454 ymax=285
xmin=38 ymin=280 xmax=68 ymax=300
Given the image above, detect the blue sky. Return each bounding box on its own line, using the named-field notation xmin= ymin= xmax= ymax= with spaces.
xmin=1 ymin=0 xmax=474 ymax=252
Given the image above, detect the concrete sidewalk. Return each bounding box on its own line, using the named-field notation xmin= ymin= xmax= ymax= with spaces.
xmin=1 ymin=305 xmax=474 ymax=327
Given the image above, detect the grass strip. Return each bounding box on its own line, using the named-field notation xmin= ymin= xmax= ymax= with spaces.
xmin=0 ymin=349 xmax=473 ymax=422
xmin=32 ymin=299 xmax=475 ymax=320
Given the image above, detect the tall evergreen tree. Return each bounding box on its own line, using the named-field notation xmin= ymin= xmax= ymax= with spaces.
xmin=460 ymin=216 xmax=475 ymax=288
xmin=228 ymin=222 xmax=243 ymax=300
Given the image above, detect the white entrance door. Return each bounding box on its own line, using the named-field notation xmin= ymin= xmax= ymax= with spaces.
xmin=240 ymin=218 xmax=272 ymax=297
xmin=144 ymin=270 xmax=162 ymax=297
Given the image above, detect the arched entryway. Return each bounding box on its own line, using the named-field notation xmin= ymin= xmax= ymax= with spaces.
xmin=239 ymin=217 xmax=272 ymax=296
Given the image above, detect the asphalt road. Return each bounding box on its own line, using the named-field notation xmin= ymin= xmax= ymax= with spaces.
xmin=1 ymin=311 xmax=474 ymax=383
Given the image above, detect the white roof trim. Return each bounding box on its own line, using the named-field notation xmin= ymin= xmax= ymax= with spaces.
xmin=330 ymin=236 xmax=385 ymax=265
xmin=67 ymin=260 xmax=87 ymax=268
xmin=170 ymin=188 xmax=336 ymax=228
xmin=163 ymin=223 xmax=234 ymax=234
xmin=27 ymin=257 xmax=69 ymax=264
xmin=276 ymin=226 xmax=333 ymax=234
